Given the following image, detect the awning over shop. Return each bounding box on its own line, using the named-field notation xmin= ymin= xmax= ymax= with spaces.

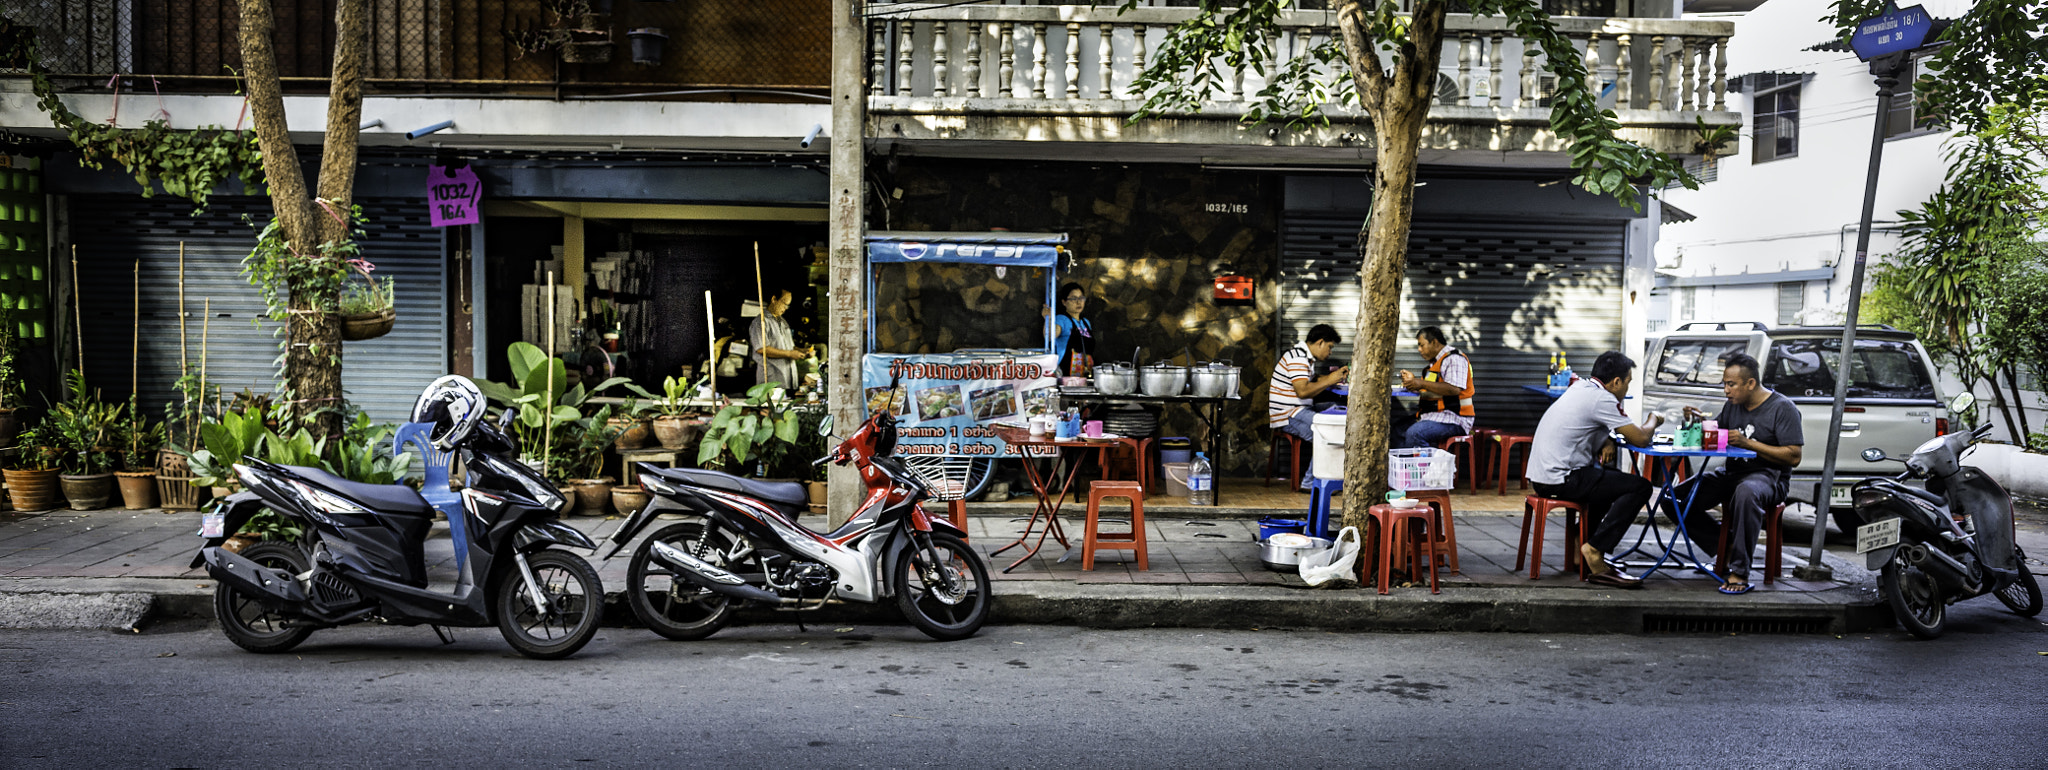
xmin=865 ymin=231 xmax=1066 ymax=266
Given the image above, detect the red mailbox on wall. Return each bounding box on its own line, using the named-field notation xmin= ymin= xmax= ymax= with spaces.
xmin=1214 ymin=274 xmax=1254 ymax=301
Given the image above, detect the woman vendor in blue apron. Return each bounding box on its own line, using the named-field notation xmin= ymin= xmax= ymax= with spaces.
xmin=1054 ymin=281 xmax=1095 ymax=377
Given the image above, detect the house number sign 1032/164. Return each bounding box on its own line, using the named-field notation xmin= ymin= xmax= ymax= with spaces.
xmin=1205 ymin=203 xmax=1248 ymax=214
xmin=427 ymin=164 xmax=483 ymax=227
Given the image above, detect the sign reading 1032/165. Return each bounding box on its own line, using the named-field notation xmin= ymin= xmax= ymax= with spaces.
xmin=426 ymin=164 xmax=483 ymax=227
xmin=1205 ymin=203 xmax=1249 ymax=214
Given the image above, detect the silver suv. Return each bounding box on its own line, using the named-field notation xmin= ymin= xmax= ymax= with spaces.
xmin=1640 ymin=323 xmax=1950 ymax=532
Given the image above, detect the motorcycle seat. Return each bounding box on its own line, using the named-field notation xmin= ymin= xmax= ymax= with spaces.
xmin=645 ymin=466 xmax=809 ymax=507
xmin=286 ymin=464 xmax=436 ymax=516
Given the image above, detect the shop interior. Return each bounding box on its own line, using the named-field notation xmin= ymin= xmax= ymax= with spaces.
xmin=479 ymin=203 xmax=827 ymax=397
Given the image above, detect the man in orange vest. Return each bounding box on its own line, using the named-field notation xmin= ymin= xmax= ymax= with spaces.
xmin=1393 ymin=326 xmax=1474 ymax=449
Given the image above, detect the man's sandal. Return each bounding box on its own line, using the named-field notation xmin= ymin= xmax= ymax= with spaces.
xmin=1718 ymin=579 xmax=1755 ymax=595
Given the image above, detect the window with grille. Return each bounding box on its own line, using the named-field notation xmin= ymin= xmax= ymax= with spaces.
xmin=1751 ymin=74 xmax=1802 ymax=164
xmin=1679 ymin=286 xmax=1696 ymax=321
xmin=1777 ymin=282 xmax=1804 ymax=327
xmin=1883 ymin=58 xmax=1943 ymax=140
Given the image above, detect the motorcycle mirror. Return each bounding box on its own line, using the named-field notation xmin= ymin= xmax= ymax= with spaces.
xmin=1861 ymin=447 xmax=1888 ymax=463
xmin=497 ymin=407 xmax=518 ymax=430
xmin=817 ymin=415 xmax=835 ymax=437
xmin=1948 ymin=391 xmax=1975 ymax=415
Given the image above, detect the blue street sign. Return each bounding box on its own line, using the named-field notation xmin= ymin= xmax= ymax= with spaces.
xmin=1849 ymin=5 xmax=1933 ymax=61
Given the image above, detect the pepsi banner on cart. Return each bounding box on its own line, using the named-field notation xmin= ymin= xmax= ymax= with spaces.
xmin=866 ymin=233 xmax=1063 ymax=266
xmin=861 ymin=352 xmax=1059 ymax=458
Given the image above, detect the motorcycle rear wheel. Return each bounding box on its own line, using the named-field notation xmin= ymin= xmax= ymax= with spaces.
xmin=1880 ymin=549 xmax=1947 ymax=639
xmin=626 ymin=521 xmax=737 ymax=641
xmin=1994 ymin=547 xmax=2042 ymax=617
xmin=894 ymin=531 xmax=990 ymax=641
xmin=495 ymin=550 xmax=603 ymax=660
xmin=214 ymin=542 xmax=316 ymax=654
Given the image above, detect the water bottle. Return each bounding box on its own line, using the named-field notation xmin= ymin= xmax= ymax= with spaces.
xmin=1188 ymin=451 xmax=1215 ymax=506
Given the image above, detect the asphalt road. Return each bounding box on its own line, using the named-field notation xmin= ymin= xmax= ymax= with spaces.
xmin=4 ymin=604 xmax=2046 ymax=768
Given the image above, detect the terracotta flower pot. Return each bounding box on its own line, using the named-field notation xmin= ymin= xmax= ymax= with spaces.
xmin=3 ymin=468 xmax=61 ymax=512
xmin=609 ymin=417 xmax=652 ymax=450
xmin=115 ymin=471 xmax=159 ymax=510
xmin=59 ymin=472 xmax=116 ymax=510
xmin=221 ymin=534 xmax=260 ymax=554
xmin=805 ymin=480 xmax=828 ymax=506
xmin=611 ymin=484 xmax=650 ymax=517
xmin=570 ymin=478 xmax=613 ymax=515
xmin=652 ymin=414 xmax=707 ymax=450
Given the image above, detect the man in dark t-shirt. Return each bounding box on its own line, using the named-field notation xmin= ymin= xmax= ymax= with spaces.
xmin=1663 ymin=353 xmax=1804 ymax=594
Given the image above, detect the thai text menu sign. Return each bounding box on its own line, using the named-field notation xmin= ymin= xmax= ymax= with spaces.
xmin=861 ymin=353 xmax=1058 ymax=457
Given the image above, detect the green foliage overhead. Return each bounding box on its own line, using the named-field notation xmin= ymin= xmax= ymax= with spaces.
xmin=1826 ymin=0 xmax=2048 ymax=136
xmin=1119 ymin=0 xmax=1694 ymax=210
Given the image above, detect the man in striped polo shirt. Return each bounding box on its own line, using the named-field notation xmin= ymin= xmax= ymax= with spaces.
xmin=1268 ymin=324 xmax=1348 ymax=489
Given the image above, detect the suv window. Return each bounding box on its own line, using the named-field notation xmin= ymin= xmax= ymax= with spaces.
xmin=1764 ymin=338 xmax=1936 ymax=400
xmin=1655 ymin=339 xmax=1749 ymax=386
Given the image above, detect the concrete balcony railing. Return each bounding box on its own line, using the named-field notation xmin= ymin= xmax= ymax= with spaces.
xmin=866 ymin=4 xmax=1739 ymax=157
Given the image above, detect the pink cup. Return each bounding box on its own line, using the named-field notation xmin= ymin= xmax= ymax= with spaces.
xmin=1084 ymin=420 xmax=1104 ymax=437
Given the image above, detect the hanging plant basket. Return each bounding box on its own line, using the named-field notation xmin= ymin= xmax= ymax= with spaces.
xmin=341 ymin=308 xmax=397 ymax=341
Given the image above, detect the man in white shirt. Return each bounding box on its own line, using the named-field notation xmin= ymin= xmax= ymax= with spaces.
xmin=1267 ymin=324 xmax=1348 ymax=489
xmin=1525 ymin=351 xmax=1664 ymax=588
xmin=749 ymin=290 xmax=810 ymax=389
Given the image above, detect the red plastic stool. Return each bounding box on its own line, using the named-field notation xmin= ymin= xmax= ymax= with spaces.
xmin=1715 ymin=503 xmax=1787 ymax=585
xmin=1493 ymin=433 xmax=1535 ymax=494
xmin=1517 ymin=496 xmax=1584 ymax=580
xmin=1405 ymin=488 xmax=1460 ymax=575
xmin=1441 ymin=428 xmax=1497 ymax=492
xmin=1265 ymin=432 xmax=1306 ymax=488
xmin=1082 ymin=481 xmax=1148 ymax=571
xmin=1366 ymin=503 xmax=1439 ymax=594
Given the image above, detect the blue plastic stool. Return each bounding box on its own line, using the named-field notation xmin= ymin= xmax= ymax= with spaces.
xmin=1306 ymin=477 xmax=1343 ymax=538
xmin=394 ymin=422 xmax=464 ymax=521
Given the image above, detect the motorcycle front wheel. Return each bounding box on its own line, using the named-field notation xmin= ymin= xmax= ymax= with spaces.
xmin=894 ymin=531 xmax=991 ymax=641
xmin=214 ymin=542 xmax=316 ymax=654
xmin=1881 ymin=548 xmax=1947 ymax=639
xmin=495 ymin=550 xmax=603 ymax=660
xmin=626 ymin=521 xmax=738 ymax=641
xmin=1994 ymin=547 xmax=2042 ymax=617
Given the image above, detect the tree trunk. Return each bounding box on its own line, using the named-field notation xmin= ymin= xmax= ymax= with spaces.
xmin=237 ymin=0 xmax=369 ymax=438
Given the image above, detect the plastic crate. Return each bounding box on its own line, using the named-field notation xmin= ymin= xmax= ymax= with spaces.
xmin=1387 ymin=447 xmax=1457 ymax=491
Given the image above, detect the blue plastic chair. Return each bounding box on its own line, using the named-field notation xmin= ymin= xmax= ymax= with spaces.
xmin=394 ymin=422 xmax=464 ymax=520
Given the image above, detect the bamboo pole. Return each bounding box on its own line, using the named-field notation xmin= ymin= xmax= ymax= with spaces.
xmin=543 ymin=270 xmax=555 ymax=482
xmin=71 ymin=245 xmax=83 ymax=378
xmin=131 ymin=260 xmax=139 ymax=400
xmin=705 ymin=289 xmax=717 ymax=398
xmin=178 ymin=243 xmax=187 ymax=377
xmin=200 ymin=298 xmax=210 ymax=423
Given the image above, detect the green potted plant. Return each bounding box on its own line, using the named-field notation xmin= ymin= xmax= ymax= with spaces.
xmin=606 ymin=396 xmax=653 ymax=450
xmin=558 ymin=406 xmax=620 ymax=515
xmin=3 ymin=422 xmax=64 ymax=512
xmin=0 ymin=308 xmax=23 ymax=447
xmin=184 ymin=403 xmax=271 ymax=499
xmin=638 ymin=374 xmax=709 ymax=450
xmin=226 ymin=508 xmax=305 ymax=553
xmin=113 ymin=401 xmax=167 ymax=509
xmin=338 ymin=274 xmax=396 ymax=341
xmin=156 ymin=370 xmax=211 ymax=510
xmin=696 ymin=383 xmax=804 ymax=476
xmin=47 ymin=372 xmax=121 ymax=510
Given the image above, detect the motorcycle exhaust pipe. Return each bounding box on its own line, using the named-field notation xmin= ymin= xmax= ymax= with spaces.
xmin=203 ymin=547 xmax=309 ymax=609
xmin=648 ymin=541 xmax=789 ymax=604
xmin=1904 ymin=543 xmax=1980 ymax=596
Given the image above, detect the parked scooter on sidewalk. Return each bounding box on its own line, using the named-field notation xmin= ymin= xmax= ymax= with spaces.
xmin=1855 ymin=393 xmax=2042 ymax=639
xmin=605 ymin=383 xmax=991 ymax=641
xmin=191 ymin=376 xmax=605 ymax=659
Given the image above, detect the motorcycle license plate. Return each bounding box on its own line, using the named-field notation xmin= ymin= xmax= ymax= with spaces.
xmin=1829 ymin=484 xmax=1855 ymax=507
xmin=1855 ymin=518 xmax=1900 ymax=554
xmin=200 ymin=511 xmax=225 ymax=538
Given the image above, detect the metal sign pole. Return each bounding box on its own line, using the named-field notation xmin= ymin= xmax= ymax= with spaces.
xmin=1797 ymin=51 xmax=1908 ymax=581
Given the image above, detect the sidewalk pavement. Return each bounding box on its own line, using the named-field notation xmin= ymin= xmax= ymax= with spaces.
xmin=3 ymin=477 xmax=1947 ymax=635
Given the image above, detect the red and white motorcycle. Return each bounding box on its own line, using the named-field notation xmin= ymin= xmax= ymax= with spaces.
xmin=603 ymin=399 xmax=990 ymax=641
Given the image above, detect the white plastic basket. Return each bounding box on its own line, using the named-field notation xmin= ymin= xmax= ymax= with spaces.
xmin=902 ymin=456 xmax=974 ymax=501
xmin=1387 ymin=447 xmax=1457 ymax=491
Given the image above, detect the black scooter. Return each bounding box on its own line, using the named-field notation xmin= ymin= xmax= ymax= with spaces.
xmin=192 ymin=377 xmax=605 ymax=659
xmin=1855 ymin=394 xmax=2042 ymax=639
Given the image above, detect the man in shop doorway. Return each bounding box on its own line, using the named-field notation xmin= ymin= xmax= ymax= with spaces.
xmin=1525 ymin=351 xmax=1663 ymax=589
xmin=1268 ymin=324 xmax=1348 ymax=490
xmin=750 ymin=289 xmax=811 ymax=390
xmin=1392 ymin=326 xmax=1474 ymax=449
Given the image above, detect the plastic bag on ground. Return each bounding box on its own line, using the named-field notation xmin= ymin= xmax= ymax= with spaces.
xmin=1299 ymin=525 xmax=1362 ymax=588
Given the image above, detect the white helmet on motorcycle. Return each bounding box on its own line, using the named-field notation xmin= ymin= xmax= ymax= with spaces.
xmin=410 ymin=375 xmax=486 ymax=451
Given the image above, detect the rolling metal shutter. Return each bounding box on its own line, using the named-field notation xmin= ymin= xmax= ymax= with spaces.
xmin=73 ymin=196 xmax=447 ymax=424
xmin=1279 ymin=214 xmax=1626 ymax=433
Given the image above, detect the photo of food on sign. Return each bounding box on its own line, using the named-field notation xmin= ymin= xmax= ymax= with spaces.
xmin=913 ymin=384 xmax=966 ymax=423
xmin=865 ymin=385 xmax=907 ymax=415
xmin=970 ymin=385 xmax=1018 ymax=421
xmin=1021 ymin=386 xmax=1057 ymax=417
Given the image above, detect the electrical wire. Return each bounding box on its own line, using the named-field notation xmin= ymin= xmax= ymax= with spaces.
xmin=861 ymin=0 xmax=1002 ymax=18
